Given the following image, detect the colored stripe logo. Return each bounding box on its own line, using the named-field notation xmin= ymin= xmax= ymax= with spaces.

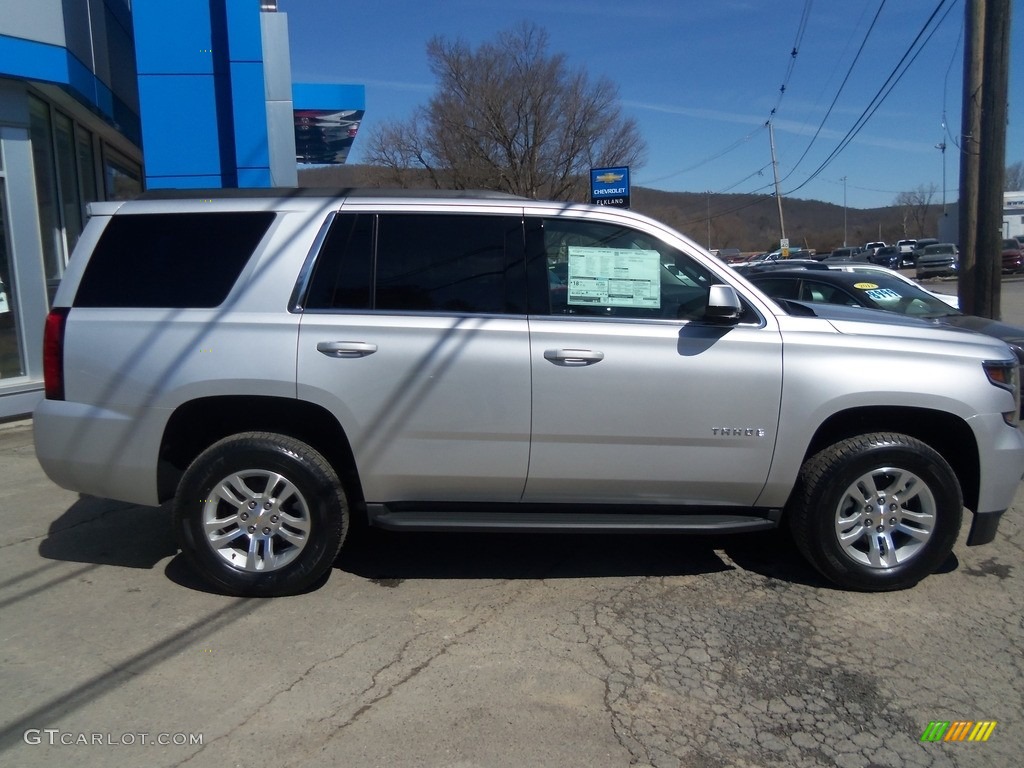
xmin=921 ymin=721 xmax=997 ymax=742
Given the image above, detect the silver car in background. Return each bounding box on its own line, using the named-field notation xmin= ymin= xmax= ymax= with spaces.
xmin=916 ymin=242 xmax=959 ymax=278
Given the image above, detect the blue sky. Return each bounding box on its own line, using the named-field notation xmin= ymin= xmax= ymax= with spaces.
xmin=279 ymin=0 xmax=1023 ymax=210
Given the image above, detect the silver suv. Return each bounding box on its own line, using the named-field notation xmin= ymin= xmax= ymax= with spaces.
xmin=34 ymin=189 xmax=1024 ymax=596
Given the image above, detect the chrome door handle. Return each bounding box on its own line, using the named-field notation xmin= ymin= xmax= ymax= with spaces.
xmin=316 ymin=341 xmax=378 ymax=358
xmin=543 ymin=348 xmax=604 ymax=365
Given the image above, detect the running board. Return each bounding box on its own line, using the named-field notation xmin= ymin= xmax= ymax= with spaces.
xmin=366 ymin=504 xmax=779 ymax=535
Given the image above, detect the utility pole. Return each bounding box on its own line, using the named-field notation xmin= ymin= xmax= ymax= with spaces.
xmin=706 ymin=190 xmax=711 ymax=250
xmin=958 ymin=0 xmax=984 ymax=315
xmin=769 ymin=121 xmax=786 ymax=242
xmin=958 ymin=0 xmax=1010 ymax=318
xmin=935 ymin=139 xmax=947 ymax=216
xmin=976 ymin=0 xmax=1010 ymax=319
xmin=842 ymin=176 xmax=848 ymax=246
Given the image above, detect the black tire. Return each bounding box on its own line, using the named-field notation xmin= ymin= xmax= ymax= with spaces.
xmin=173 ymin=432 xmax=348 ymax=597
xmin=787 ymin=433 xmax=962 ymax=591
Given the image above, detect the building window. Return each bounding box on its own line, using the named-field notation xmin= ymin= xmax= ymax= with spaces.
xmin=103 ymin=146 xmax=142 ymax=200
xmin=0 ymin=179 xmax=26 ymax=379
xmin=29 ymin=94 xmax=130 ymax=304
xmin=77 ymin=126 xmax=98 ymax=207
xmin=28 ymin=95 xmax=64 ymax=300
xmin=54 ymin=111 xmax=85 ymax=257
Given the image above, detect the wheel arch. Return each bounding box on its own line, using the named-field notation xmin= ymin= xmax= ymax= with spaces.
xmin=158 ymin=396 xmax=365 ymax=512
xmin=801 ymin=406 xmax=980 ymax=512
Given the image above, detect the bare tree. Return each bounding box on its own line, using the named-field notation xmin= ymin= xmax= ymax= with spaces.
xmin=1007 ymin=160 xmax=1024 ymax=191
xmin=365 ymin=22 xmax=646 ymax=200
xmin=894 ymin=184 xmax=937 ymax=237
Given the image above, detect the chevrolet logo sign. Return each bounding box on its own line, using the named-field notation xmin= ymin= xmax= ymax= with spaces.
xmin=595 ymin=172 xmax=624 ymax=184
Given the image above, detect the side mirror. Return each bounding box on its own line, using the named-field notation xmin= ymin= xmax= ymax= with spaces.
xmin=704 ymin=284 xmax=742 ymax=323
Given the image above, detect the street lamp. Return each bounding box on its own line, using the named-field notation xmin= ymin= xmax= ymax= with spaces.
xmin=935 ymin=140 xmax=947 ymax=217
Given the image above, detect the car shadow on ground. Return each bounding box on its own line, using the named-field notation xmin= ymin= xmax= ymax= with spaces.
xmin=335 ymin=525 xmax=833 ymax=590
xmin=37 ymin=495 xmax=177 ymax=570
xmin=37 ymin=497 xmax=957 ymax=594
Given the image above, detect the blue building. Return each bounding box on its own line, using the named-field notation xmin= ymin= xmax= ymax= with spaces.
xmin=0 ymin=0 xmax=363 ymax=417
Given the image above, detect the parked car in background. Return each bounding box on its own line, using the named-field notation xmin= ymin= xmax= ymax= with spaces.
xmin=729 ymin=259 xmax=828 ymax=276
xmin=748 ymin=268 xmax=1024 ymax=376
xmin=828 ymin=246 xmax=863 ymax=259
xmin=827 ymin=262 xmax=959 ymax=308
xmin=767 ymin=247 xmax=816 ymax=261
xmin=863 ymin=241 xmax=886 ymax=255
xmin=735 ymin=260 xmax=959 ymax=309
xmin=896 ymin=239 xmax=918 ymax=267
xmin=821 ymin=252 xmax=871 ymax=265
xmin=912 ymin=238 xmax=940 ymax=265
xmin=916 ymin=243 xmax=959 ymax=278
xmin=869 ymin=245 xmax=902 ymax=270
xmin=1001 ymin=238 xmax=1024 ymax=274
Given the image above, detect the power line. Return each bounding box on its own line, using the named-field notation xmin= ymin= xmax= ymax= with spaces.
xmin=770 ymin=0 xmax=815 ymax=119
xmin=638 ymin=124 xmax=767 ymax=185
xmin=776 ymin=0 xmax=888 ymax=185
xmin=645 ymin=0 xmax=814 ymax=195
xmin=784 ymin=0 xmax=959 ymax=196
xmin=942 ymin=9 xmax=964 ymax=150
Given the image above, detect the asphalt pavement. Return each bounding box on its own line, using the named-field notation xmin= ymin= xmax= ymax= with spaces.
xmin=2 ymin=280 xmax=1024 ymax=768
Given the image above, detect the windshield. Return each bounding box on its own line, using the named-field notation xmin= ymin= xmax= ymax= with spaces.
xmin=756 ymin=272 xmax=961 ymax=319
xmin=834 ymin=274 xmax=959 ymax=317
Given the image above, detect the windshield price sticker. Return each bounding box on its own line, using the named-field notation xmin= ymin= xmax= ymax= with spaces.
xmin=566 ymin=247 xmax=661 ymax=309
xmin=864 ymin=288 xmax=902 ymax=301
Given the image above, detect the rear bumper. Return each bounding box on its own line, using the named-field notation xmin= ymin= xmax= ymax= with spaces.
xmin=33 ymin=399 xmax=165 ymax=506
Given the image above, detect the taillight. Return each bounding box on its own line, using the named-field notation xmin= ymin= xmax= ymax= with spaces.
xmin=43 ymin=308 xmax=69 ymax=401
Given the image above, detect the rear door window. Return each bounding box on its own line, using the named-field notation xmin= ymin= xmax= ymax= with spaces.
xmin=306 ymin=213 xmax=525 ymax=314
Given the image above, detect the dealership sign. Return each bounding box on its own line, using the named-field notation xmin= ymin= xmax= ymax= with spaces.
xmin=591 ymin=166 xmax=630 ymax=208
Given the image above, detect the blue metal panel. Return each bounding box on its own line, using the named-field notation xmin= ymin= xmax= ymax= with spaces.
xmin=225 ymin=0 xmax=264 ymax=62
xmin=0 ymin=35 xmax=136 ymax=143
xmin=292 ymin=83 xmax=366 ymax=111
xmin=66 ymin=54 xmax=114 ymax=118
xmin=236 ymin=168 xmax=272 ymax=187
xmin=131 ymin=0 xmax=284 ymax=188
xmin=230 ymin=61 xmax=270 ymax=175
xmin=0 ymin=34 xmax=69 ymax=82
xmin=136 ymin=74 xmax=222 ymax=178
xmin=132 ymin=0 xmax=214 ymax=75
xmin=146 ymin=175 xmax=225 ymax=189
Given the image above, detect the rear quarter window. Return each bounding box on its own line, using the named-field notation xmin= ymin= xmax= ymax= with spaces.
xmin=73 ymin=212 xmax=275 ymax=308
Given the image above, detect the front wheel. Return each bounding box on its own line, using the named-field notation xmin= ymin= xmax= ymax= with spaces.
xmin=788 ymin=433 xmax=962 ymax=591
xmin=173 ymin=432 xmax=348 ymax=596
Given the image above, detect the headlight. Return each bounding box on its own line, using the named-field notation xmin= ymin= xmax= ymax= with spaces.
xmin=984 ymin=360 xmax=1021 ymax=427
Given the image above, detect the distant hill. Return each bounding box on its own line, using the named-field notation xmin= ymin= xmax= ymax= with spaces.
xmin=298 ymin=165 xmax=944 ymax=254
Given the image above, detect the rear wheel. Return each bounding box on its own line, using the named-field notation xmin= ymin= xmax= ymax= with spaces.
xmin=173 ymin=432 xmax=348 ymax=596
xmin=788 ymin=433 xmax=962 ymax=591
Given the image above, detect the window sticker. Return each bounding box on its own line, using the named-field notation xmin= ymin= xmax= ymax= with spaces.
xmin=853 ymin=282 xmax=879 ymax=289
xmin=566 ymin=247 xmax=661 ymax=309
xmin=864 ymin=288 xmax=902 ymax=302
